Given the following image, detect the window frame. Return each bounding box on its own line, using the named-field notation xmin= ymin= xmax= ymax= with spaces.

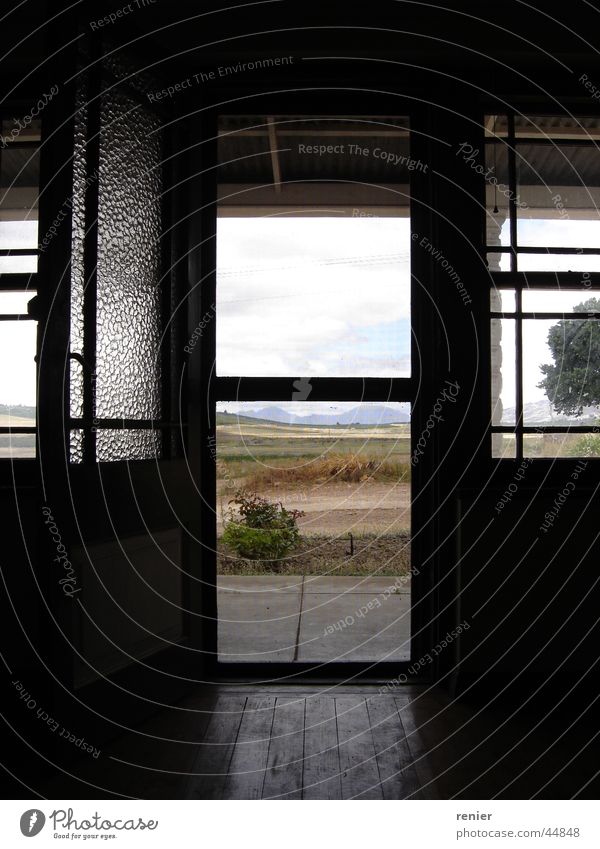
xmin=486 ymin=111 xmax=600 ymax=460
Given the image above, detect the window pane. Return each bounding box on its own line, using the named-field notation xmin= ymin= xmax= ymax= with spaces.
xmin=217 ymin=115 xmax=411 ymax=378
xmin=517 ymin=253 xmax=600 ymax=272
xmin=491 ymin=318 xmax=515 ymax=425
xmin=216 ymin=401 xmax=411 ymax=663
xmin=522 ymin=289 xmax=600 ymax=313
xmin=523 ymin=318 xmax=600 ymax=423
xmin=523 ymin=432 xmax=600 ymax=458
xmin=0 ymin=291 xmax=34 ymax=313
xmin=492 ymin=433 xmax=516 ymax=459
xmin=484 ymin=141 xmax=510 ymax=246
xmin=0 ymin=320 xmax=36 ymax=423
xmin=217 ymin=218 xmax=410 ymax=376
xmin=0 ymin=256 xmax=37 ymax=273
xmin=0 ymin=432 xmax=35 ymax=458
xmin=0 ymin=220 xmax=38 ymax=250
xmin=95 ymin=88 xmax=162 ymax=419
xmin=1 ymin=142 xmax=39 ymax=272
xmin=96 ymin=429 xmax=161 ymax=462
xmin=70 ymin=429 xmax=84 ymax=464
xmin=487 ymin=252 xmax=511 ymax=272
xmin=517 ymin=142 xmax=600 ymax=251
xmin=490 ymin=289 xmax=516 ymax=312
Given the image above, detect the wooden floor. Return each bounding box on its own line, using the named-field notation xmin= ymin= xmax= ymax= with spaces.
xmin=34 ymin=684 xmax=600 ymax=800
xmin=186 ymin=694 xmax=422 ymax=800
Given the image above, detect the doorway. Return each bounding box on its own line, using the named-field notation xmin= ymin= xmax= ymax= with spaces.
xmin=201 ymin=112 xmax=423 ymax=672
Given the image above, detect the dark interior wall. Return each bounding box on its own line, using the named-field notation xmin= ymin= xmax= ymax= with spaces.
xmin=2 ymin=2 xmax=600 ymax=774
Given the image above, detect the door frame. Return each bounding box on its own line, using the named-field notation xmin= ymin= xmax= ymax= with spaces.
xmin=187 ymin=86 xmax=438 ymax=681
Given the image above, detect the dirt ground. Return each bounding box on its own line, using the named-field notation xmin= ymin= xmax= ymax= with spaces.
xmin=217 ymin=531 xmax=411 ymax=577
xmin=217 ymin=480 xmax=411 ymax=535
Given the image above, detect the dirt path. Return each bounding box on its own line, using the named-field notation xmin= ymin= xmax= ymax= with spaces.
xmin=217 ymin=480 xmax=411 ymax=535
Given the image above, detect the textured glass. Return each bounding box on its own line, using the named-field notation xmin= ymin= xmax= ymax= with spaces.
xmin=69 ymin=359 xmax=84 ymax=418
xmin=101 ymin=42 xmax=161 ymax=97
xmin=95 ymin=88 xmax=162 ymax=420
xmin=70 ymin=429 xmax=83 ymax=463
xmin=96 ymin=429 xmax=161 ymax=462
xmin=70 ymin=77 xmax=87 ymax=358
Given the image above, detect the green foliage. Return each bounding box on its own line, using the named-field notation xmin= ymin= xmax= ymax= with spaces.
xmin=222 ymin=490 xmax=304 ymax=563
xmin=565 ymin=433 xmax=600 ymax=457
xmin=538 ymin=297 xmax=600 ymax=417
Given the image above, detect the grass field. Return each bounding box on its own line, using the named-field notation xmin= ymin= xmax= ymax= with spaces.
xmin=216 ymin=414 xmax=411 ymax=576
xmin=0 ymin=412 xmax=36 ymax=458
xmin=216 ymin=413 xmax=411 ymax=490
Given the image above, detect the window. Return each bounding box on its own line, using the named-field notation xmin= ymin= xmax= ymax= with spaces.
xmin=216 ymin=115 xmax=412 ymax=379
xmin=215 ymin=114 xmax=415 ymax=664
xmin=486 ymin=115 xmax=600 ymax=458
xmin=0 ymin=119 xmax=39 ymax=458
xmin=68 ymin=74 xmax=179 ymax=463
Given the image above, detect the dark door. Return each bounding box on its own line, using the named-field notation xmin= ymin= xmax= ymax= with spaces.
xmin=37 ymin=34 xmax=204 ymax=739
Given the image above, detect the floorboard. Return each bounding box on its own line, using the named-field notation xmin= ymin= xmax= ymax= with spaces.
xmin=302 ymin=696 xmax=342 ymax=799
xmin=222 ymin=696 xmax=276 ymax=799
xmin=262 ymin=697 xmax=305 ymax=799
xmin=366 ymin=696 xmax=422 ymax=799
xmin=335 ymin=696 xmax=383 ymax=800
xmin=185 ymin=695 xmax=247 ymax=800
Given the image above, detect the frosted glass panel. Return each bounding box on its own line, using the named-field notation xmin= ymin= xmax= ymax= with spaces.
xmin=95 ymin=88 xmax=162 ymax=420
xmin=70 ymin=429 xmax=83 ymax=464
xmin=96 ymin=429 xmax=161 ymax=462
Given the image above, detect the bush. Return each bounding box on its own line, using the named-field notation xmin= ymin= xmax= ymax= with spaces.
xmin=565 ymin=433 xmax=600 ymax=457
xmin=222 ymin=490 xmax=304 ymax=564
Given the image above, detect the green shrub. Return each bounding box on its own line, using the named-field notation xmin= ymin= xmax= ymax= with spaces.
xmin=565 ymin=433 xmax=600 ymax=457
xmin=222 ymin=490 xmax=304 ymax=564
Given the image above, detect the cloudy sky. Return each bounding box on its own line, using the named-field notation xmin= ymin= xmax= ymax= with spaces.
xmin=216 ymin=217 xmax=411 ymax=379
xmin=1 ymin=216 xmax=599 ymax=419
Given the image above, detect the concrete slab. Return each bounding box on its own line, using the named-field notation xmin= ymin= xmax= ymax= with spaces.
xmin=218 ymin=575 xmax=303 ymax=593
xmin=302 ymin=575 xmax=410 ymax=595
xmin=297 ymin=592 xmax=411 ymax=662
xmin=217 ymin=576 xmax=411 ymax=663
xmin=218 ymin=588 xmax=301 ymax=663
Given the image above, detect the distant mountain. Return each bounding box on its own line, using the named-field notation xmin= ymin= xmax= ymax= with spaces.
xmin=222 ymin=405 xmax=410 ymax=426
xmin=503 ymin=400 xmax=600 ymax=426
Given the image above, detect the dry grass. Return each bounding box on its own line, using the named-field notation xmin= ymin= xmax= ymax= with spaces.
xmin=218 ymin=531 xmax=411 ymax=576
xmin=241 ymin=454 xmax=410 ymax=491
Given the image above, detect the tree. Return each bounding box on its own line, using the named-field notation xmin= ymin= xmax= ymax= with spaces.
xmin=538 ymin=297 xmax=600 ymax=417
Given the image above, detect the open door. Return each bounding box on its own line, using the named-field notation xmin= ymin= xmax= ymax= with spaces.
xmin=37 ymin=33 xmax=204 ymax=742
xmin=186 ymin=101 xmax=434 ymax=680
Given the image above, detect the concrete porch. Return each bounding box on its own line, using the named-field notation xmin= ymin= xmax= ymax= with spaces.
xmin=217 ymin=575 xmax=411 ymax=663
